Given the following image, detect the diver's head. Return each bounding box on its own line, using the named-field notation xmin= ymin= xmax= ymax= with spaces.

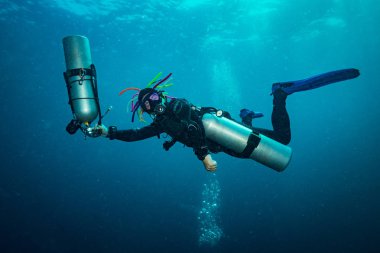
xmin=119 ymin=72 xmax=173 ymax=122
xmin=138 ymin=88 xmax=163 ymax=114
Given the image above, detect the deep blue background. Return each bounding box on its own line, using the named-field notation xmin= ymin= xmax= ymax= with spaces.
xmin=0 ymin=1 xmax=379 ymax=252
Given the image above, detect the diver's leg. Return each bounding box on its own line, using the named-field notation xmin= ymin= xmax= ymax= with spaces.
xmin=271 ymin=89 xmax=291 ymax=144
xmin=252 ymin=69 xmax=360 ymax=144
xmin=253 ymin=90 xmax=291 ymax=144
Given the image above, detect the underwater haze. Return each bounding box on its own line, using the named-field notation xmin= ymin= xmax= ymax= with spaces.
xmin=1 ymin=0 xmax=380 ymax=252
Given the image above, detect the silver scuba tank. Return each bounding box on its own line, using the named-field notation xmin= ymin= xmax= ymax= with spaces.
xmin=202 ymin=113 xmax=292 ymax=172
xmin=63 ymin=35 xmax=99 ymax=124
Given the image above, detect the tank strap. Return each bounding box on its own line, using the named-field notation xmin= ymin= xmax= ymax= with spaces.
xmin=65 ymin=68 xmax=95 ymax=78
xmin=199 ymin=107 xmax=218 ymax=116
xmin=63 ymin=71 xmax=76 ymax=116
xmin=90 ymin=64 xmax=102 ymax=125
xmin=240 ymin=132 xmax=261 ymax=158
xmin=64 ymin=68 xmax=96 ymax=88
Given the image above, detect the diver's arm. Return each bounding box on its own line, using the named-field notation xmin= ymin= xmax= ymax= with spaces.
xmin=107 ymin=124 xmax=163 ymax=142
xmin=194 ymin=146 xmax=217 ymax=172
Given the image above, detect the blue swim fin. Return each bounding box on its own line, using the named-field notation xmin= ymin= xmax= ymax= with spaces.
xmin=272 ymin=68 xmax=360 ymax=95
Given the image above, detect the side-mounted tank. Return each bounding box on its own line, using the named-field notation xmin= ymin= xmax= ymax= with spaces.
xmin=63 ymin=35 xmax=99 ymax=124
xmin=202 ymin=113 xmax=292 ymax=172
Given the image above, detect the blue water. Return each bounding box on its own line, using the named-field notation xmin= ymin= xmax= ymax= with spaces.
xmin=1 ymin=1 xmax=379 ymax=252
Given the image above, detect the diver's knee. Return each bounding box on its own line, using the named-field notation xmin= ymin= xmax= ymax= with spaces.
xmin=282 ymin=135 xmax=291 ymax=145
xmin=278 ymin=133 xmax=291 ymax=145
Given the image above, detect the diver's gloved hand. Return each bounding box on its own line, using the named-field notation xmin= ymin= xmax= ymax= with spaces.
xmin=202 ymin=154 xmax=217 ymax=172
xmin=86 ymin=124 xmax=108 ymax=137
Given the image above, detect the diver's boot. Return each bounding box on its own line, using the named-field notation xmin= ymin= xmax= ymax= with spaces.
xmin=271 ymin=68 xmax=360 ymax=95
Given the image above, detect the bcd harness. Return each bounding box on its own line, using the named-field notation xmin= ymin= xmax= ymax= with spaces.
xmin=154 ymin=99 xmax=213 ymax=152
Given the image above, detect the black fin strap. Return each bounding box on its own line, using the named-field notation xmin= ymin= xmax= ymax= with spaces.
xmin=240 ymin=133 xmax=261 ymax=158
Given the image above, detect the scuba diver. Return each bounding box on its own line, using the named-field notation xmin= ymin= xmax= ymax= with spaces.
xmin=87 ymin=68 xmax=360 ymax=172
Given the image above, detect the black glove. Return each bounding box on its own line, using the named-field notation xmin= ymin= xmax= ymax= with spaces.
xmin=194 ymin=146 xmax=209 ymax=161
xmin=163 ymin=139 xmax=177 ymax=151
xmin=107 ymin=126 xmax=117 ymax=139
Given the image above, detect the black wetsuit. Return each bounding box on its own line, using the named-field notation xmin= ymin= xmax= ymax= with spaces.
xmin=107 ymin=90 xmax=291 ymax=160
